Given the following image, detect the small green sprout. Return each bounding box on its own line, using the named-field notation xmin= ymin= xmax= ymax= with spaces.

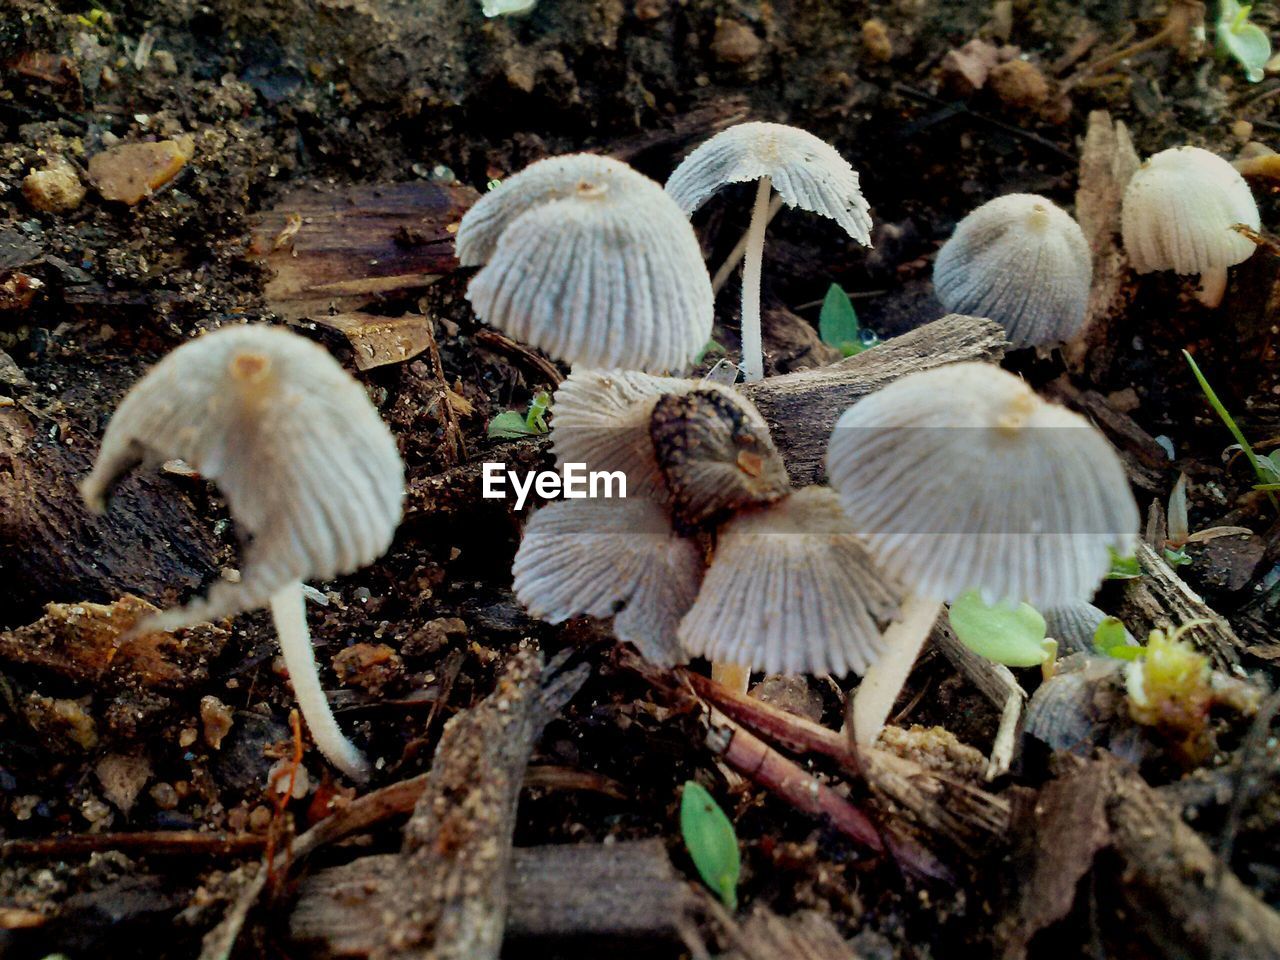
xmin=695 ymin=337 xmax=728 ymax=364
xmin=1093 ymin=616 xmax=1144 ymax=660
xmin=680 ymin=780 xmax=740 ymax=910
xmin=948 ymin=590 xmax=1053 ymax=667
xmin=486 ymin=390 xmax=551 ymax=439
xmin=486 ymin=177 xmax=503 ymax=191
xmin=1105 ymin=547 xmax=1142 ymax=580
xmin=1218 ymin=0 xmax=1272 ymax=83
xmin=818 ymin=283 xmax=879 ymax=357
xmin=1183 ymin=350 xmax=1279 ymax=509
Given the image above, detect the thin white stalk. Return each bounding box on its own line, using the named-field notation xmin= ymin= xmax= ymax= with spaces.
xmin=849 ymin=594 xmax=943 ymax=749
xmin=270 ymin=582 xmax=370 ymax=782
xmin=739 ymin=176 xmax=772 ymax=383
xmin=711 ymin=194 xmax=784 ymax=294
xmin=1195 ymin=266 xmax=1228 ymax=308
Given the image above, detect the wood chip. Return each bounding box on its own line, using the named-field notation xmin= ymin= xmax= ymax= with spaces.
xmin=89 ymin=136 xmax=194 ymax=205
xmin=312 ymin=313 xmax=436 ymax=370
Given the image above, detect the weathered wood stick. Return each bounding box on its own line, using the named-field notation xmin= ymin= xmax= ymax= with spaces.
xmin=373 ymin=649 xmax=588 ymax=960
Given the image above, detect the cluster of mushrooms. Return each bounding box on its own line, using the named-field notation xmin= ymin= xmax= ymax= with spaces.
xmin=80 ymin=119 xmax=1262 ymax=779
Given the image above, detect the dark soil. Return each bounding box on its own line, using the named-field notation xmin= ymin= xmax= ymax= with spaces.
xmin=1 ymin=1 xmax=1278 ymax=958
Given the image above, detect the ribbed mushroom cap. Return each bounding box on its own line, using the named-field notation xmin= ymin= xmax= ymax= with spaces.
xmin=677 ymin=487 xmax=900 ymax=677
xmin=1121 ymin=146 xmax=1259 ymax=275
xmin=665 ymin=121 xmax=873 ymax=245
xmin=81 ymin=325 xmax=405 ymax=631
xmin=512 ymin=497 xmax=704 ymax=664
xmin=826 ymin=362 xmax=1138 ymax=607
xmin=650 ymin=386 xmax=790 ymax=530
xmin=933 ymin=194 xmax=1092 ymax=347
xmin=549 ymin=369 xmax=694 ymax=502
xmin=458 ymin=153 xmax=713 ymax=372
xmin=1043 ymin=601 xmax=1137 ymax=655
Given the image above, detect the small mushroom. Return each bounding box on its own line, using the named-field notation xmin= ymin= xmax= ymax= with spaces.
xmin=81 ymin=325 xmax=404 ymax=781
xmin=665 ymin=122 xmax=872 ymax=382
xmin=932 ymin=194 xmax=1091 ymax=347
xmin=826 ymin=362 xmax=1138 ymax=747
xmin=1120 ymin=145 xmax=1259 ymax=307
xmin=1042 ymin=600 xmax=1136 ymax=655
xmin=677 ymin=486 xmax=901 ymax=677
xmin=456 ymin=153 xmax=713 ymax=372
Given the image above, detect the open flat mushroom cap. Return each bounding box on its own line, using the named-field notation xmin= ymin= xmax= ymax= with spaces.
xmin=458 ymin=153 xmax=713 ymax=372
xmin=677 ymin=487 xmax=900 ymax=677
xmin=933 ymin=194 xmax=1092 ymax=347
xmin=550 ymin=369 xmax=696 ymax=501
xmin=81 ymin=325 xmax=405 ymax=631
xmin=512 ymin=497 xmax=704 ymax=665
xmin=665 ymin=121 xmax=873 ymax=245
xmin=1121 ymin=146 xmax=1259 ymax=275
xmin=826 ymin=362 xmax=1138 ymax=607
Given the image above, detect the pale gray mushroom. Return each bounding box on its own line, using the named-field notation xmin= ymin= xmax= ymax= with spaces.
xmin=826 ymin=362 xmax=1138 ymax=747
xmin=456 ymin=153 xmax=713 ymax=372
xmin=1042 ymin=601 xmax=1136 ymax=656
xmin=81 ymin=325 xmax=404 ymax=781
xmin=932 ymin=194 xmax=1091 ymax=347
xmin=677 ymin=486 xmax=900 ymax=677
xmin=1121 ymin=145 xmax=1259 ymax=307
xmin=665 ymin=122 xmax=872 ymax=382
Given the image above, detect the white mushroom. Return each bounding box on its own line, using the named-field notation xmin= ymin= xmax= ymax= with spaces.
xmin=826 ymin=362 xmax=1138 ymax=747
xmin=932 ymin=194 xmax=1092 ymax=347
xmin=1121 ymin=145 xmax=1259 ymax=307
xmin=81 ymin=325 xmax=404 ymax=781
xmin=666 ymin=122 xmax=872 ymax=382
xmin=677 ymin=486 xmax=900 ymax=677
xmin=457 ymin=153 xmax=713 ymax=372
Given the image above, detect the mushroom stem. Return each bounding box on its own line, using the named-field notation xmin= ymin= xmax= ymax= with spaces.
xmin=849 ymin=594 xmax=943 ymax=749
xmin=1195 ymin=266 xmax=1228 ymax=308
xmin=740 ymin=176 xmax=773 ymax=383
xmin=711 ymin=660 xmax=751 ymax=695
xmin=270 ymin=582 xmax=370 ymax=782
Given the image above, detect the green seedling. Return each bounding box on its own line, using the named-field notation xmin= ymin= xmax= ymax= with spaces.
xmin=1093 ymin=616 xmax=1144 ymax=660
xmin=948 ymin=590 xmax=1053 ymax=667
xmin=1183 ymin=350 xmax=1279 ymax=509
xmin=1105 ymin=547 xmax=1142 ymax=580
xmin=696 ymin=337 xmax=728 ymax=364
xmin=487 ymin=390 xmax=551 ymax=439
xmin=1218 ymin=0 xmax=1272 ymax=83
xmin=818 ymin=283 xmax=879 ymax=357
xmin=680 ymin=780 xmax=740 ymax=910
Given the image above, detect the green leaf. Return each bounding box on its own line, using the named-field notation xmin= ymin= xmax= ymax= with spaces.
xmin=696 ymin=338 xmax=727 ymax=363
xmin=487 ymin=410 xmax=535 ymax=439
xmin=1163 ymin=546 xmax=1193 ymax=568
xmin=948 ymin=591 xmax=1049 ymax=666
xmin=1105 ymin=547 xmax=1142 ymax=580
xmin=680 ymin=781 xmax=740 ymax=910
xmin=819 ymin=283 xmax=865 ymax=357
xmin=1092 ymin=616 xmax=1131 ymax=657
xmin=1219 ymin=0 xmax=1272 ymax=82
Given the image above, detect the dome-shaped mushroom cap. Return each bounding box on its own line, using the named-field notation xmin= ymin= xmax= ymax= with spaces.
xmin=933 ymin=194 xmax=1092 ymax=347
xmin=1043 ymin=601 xmax=1137 ymax=655
xmin=665 ymin=122 xmax=873 ymax=245
xmin=677 ymin=487 xmax=900 ymax=677
xmin=459 ymin=154 xmax=713 ymax=372
xmin=826 ymin=362 xmax=1138 ymax=607
xmin=550 ymin=369 xmax=695 ymax=501
xmin=512 ymin=497 xmax=704 ymax=665
xmin=80 ymin=325 xmax=405 ymax=631
xmin=1121 ymin=146 xmax=1259 ymax=275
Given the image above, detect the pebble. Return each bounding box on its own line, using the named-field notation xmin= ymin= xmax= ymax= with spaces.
xmin=332 ymin=642 xmax=404 ymax=694
xmin=178 ymin=727 xmax=198 ymax=748
xmin=988 ymin=59 xmax=1049 ymax=109
xmin=22 ymin=157 xmax=86 ymax=213
xmin=403 ymin=616 xmax=468 ymax=657
xmin=94 ymin=753 xmax=152 ymax=814
xmin=710 ymin=20 xmax=762 ymax=65
xmin=939 ymin=38 xmax=1000 ymax=97
xmin=88 ymin=135 xmax=194 ymax=205
xmin=200 ymin=695 xmax=234 ymax=749
xmin=149 ymin=781 xmax=179 ymax=810
xmin=861 ymin=19 xmax=893 ymax=63
xmin=247 ymin=804 xmax=273 ymax=831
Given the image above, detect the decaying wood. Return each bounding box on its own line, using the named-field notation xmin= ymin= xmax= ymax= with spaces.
xmin=310 ymin=313 xmax=437 ymax=371
xmin=249 ymin=181 xmax=477 ymax=320
xmin=0 ymin=405 xmax=218 ymax=623
xmin=290 ymin=840 xmax=690 ymax=955
xmin=717 ymin=907 xmax=859 ymax=960
xmin=372 ymin=649 xmax=589 ymax=960
xmin=743 ymin=313 xmax=1007 ymax=484
xmin=1118 ymin=541 xmax=1246 ymax=671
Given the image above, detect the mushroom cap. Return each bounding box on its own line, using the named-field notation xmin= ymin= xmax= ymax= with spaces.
xmin=933 ymin=194 xmax=1092 ymax=347
xmin=1043 ymin=601 xmax=1137 ymax=656
xmin=549 ymin=369 xmax=695 ymax=501
xmin=458 ymin=153 xmax=713 ymax=372
xmin=80 ymin=325 xmax=404 ymax=631
xmin=677 ymin=487 xmax=900 ymax=677
xmin=825 ymin=362 xmax=1138 ymax=607
xmin=650 ymin=386 xmax=790 ymax=530
xmin=665 ymin=121 xmax=873 ymax=245
xmin=1120 ymin=146 xmax=1259 ymax=275
xmin=512 ymin=496 xmax=704 ymax=665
